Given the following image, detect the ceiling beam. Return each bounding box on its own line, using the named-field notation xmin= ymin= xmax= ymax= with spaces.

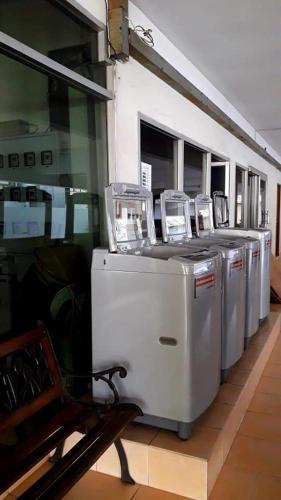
xmin=129 ymin=30 xmax=281 ymax=170
xmin=108 ymin=0 xmax=129 ymax=61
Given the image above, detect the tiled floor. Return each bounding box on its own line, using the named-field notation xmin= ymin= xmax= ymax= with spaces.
xmin=64 ymin=472 xmax=187 ymax=500
xmin=8 ymin=467 xmax=187 ymax=499
xmin=210 ymin=319 xmax=281 ymax=500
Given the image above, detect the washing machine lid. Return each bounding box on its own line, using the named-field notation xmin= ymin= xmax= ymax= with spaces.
xmin=160 ymin=190 xmax=192 ymax=243
xmin=194 ymin=194 xmax=215 ymax=237
xmin=105 ymin=183 xmax=156 ymax=252
xmin=212 ymin=191 xmax=230 ymax=228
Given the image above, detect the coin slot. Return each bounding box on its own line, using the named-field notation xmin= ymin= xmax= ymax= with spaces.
xmin=159 ymin=337 xmax=177 ymax=346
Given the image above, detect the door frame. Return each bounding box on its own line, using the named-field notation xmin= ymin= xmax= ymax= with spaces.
xmin=276 ymin=184 xmax=281 ymax=256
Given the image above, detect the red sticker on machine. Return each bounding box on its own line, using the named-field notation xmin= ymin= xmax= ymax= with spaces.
xmin=195 ymin=273 xmax=216 ymax=297
xmin=252 ymin=250 xmax=260 ymax=258
xmin=230 ymin=259 xmax=243 ymax=270
xmin=265 ymin=239 xmax=271 ymax=248
xmin=195 ymin=273 xmax=215 ymax=288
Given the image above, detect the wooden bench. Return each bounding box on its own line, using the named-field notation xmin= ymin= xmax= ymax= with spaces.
xmin=0 ymin=326 xmax=141 ymax=499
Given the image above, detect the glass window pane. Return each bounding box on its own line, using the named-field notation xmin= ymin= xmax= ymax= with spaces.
xmin=141 ymin=123 xmax=175 ymax=195
xmin=260 ymin=179 xmax=266 ymax=226
xmin=0 ymin=53 xmax=107 ymax=385
xmin=141 ymin=123 xmax=176 ymax=238
xmin=0 ymin=0 xmax=105 ymax=86
xmin=114 ymin=199 xmax=148 ymax=243
xmin=197 ymin=206 xmax=212 ymax=231
xmin=235 ymin=167 xmax=244 ymax=227
xmin=184 ymin=144 xmax=204 ymax=198
xmin=165 ymin=201 xmax=186 ymax=236
xmin=211 ymin=166 xmax=225 ymax=195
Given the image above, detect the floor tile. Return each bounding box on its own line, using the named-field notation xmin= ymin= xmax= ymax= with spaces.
xmin=250 ymin=332 xmax=270 ymax=349
xmin=134 ymin=485 xmax=189 ymax=499
xmin=215 ymin=383 xmax=242 ymax=405
xmin=122 ymin=423 xmax=159 ymax=445
xmin=251 ymin=471 xmax=281 ymax=500
xmin=227 ymin=366 xmax=251 ymax=386
xmin=209 ymin=464 xmax=256 ymax=500
xmin=263 ymin=362 xmax=281 ymax=379
xmin=270 ymin=304 xmax=281 ymax=312
xmin=226 ymin=434 xmax=281 ymax=477
xmin=151 ymin=426 xmax=220 ymax=459
xmin=271 ymin=339 xmax=281 ymax=353
xmin=148 ymin=446 xmax=206 ymax=500
xmin=210 ymin=464 xmax=281 ymax=500
xmin=256 ymin=376 xmax=281 ymax=396
xmin=245 ymin=341 xmax=265 ymax=357
xmin=96 ymin=439 xmax=148 ymax=486
xmin=269 ymin=349 xmax=281 ymax=365
xmin=239 ymin=411 xmax=281 ymax=443
xmin=249 ymin=391 xmax=281 ymax=417
xmin=237 ymin=355 xmax=257 ymax=370
xmin=64 ymin=471 xmax=138 ymax=500
xmin=196 ymin=402 xmax=232 ymax=430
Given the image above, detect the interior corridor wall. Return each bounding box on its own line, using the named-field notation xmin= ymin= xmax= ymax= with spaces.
xmin=111 ymin=57 xmax=281 ymax=253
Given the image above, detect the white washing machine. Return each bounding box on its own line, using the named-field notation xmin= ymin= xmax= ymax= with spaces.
xmin=195 ymin=193 xmax=268 ymax=323
xmin=92 ymin=183 xmax=222 ymax=439
xmin=160 ymin=190 xmax=246 ymax=380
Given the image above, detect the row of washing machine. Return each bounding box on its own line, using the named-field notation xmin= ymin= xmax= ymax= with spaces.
xmin=91 ymin=183 xmax=271 ymax=439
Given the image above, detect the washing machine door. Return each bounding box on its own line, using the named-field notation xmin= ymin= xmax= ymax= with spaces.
xmin=105 ymin=183 xmax=156 ymax=253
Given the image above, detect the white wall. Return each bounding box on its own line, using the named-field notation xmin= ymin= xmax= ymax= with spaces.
xmin=74 ymin=0 xmax=281 ymax=252
xmin=113 ymin=56 xmax=281 ymax=252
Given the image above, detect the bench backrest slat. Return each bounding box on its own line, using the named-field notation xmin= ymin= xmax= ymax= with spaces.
xmin=0 ymin=326 xmax=64 ymax=432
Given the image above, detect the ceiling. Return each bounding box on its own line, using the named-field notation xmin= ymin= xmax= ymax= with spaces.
xmin=133 ymin=0 xmax=281 ymax=156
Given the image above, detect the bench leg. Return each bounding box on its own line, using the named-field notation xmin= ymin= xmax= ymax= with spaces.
xmin=114 ymin=438 xmax=135 ymax=485
xmin=49 ymin=440 xmax=65 ymax=464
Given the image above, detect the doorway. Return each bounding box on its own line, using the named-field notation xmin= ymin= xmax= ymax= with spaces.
xmin=276 ymin=184 xmax=281 ymax=256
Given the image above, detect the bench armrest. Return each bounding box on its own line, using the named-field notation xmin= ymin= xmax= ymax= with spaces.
xmin=65 ymin=366 xmax=127 ymax=405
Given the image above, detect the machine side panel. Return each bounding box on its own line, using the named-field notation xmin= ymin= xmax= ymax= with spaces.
xmin=91 ymin=266 xmax=221 ymax=423
xmin=221 ymin=257 xmax=246 ymax=367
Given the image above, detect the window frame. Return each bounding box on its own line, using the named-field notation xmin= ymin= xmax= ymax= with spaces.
xmin=248 ymin=166 xmax=268 ymax=227
xmin=0 ymin=0 xmax=112 ymax=101
xmin=234 ymin=164 xmax=248 ymax=228
xmin=138 ymin=113 xmax=221 ymax=196
xmin=210 ymin=160 xmax=230 ymax=197
xmin=54 ymin=0 xmax=106 ymax=32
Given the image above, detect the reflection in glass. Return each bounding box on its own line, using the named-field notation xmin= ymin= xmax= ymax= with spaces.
xmin=198 ymin=208 xmax=212 ymax=231
xmin=114 ymin=200 xmax=148 ymax=243
xmin=184 ymin=144 xmax=204 ymax=198
xmin=235 ymin=168 xmax=244 ymax=227
xmin=213 ymin=195 xmax=229 ymax=227
xmin=211 ymin=166 xmax=225 ymax=195
xmin=0 ymin=0 xmax=105 ymax=86
xmin=0 ymin=53 xmax=107 ymax=392
xmin=166 ymin=201 xmax=186 ymax=236
xmin=140 ymin=123 xmax=175 ymax=239
xmin=260 ymin=180 xmax=266 ymax=227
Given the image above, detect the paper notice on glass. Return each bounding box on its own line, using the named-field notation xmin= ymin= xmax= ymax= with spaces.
xmin=141 ymin=162 xmax=152 ymax=191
